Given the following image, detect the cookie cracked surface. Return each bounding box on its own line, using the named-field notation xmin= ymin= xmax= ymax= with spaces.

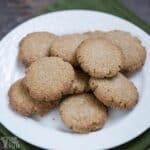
xmin=77 ymin=38 xmax=124 ymax=78
xmin=23 ymin=57 xmax=75 ymax=102
xmin=104 ymin=30 xmax=146 ymax=72
xmin=59 ymin=93 xmax=108 ymax=133
xmin=89 ymin=73 xmax=138 ymax=109
xmin=19 ymin=32 xmax=57 ymax=67
xmin=8 ymin=79 xmax=58 ymax=116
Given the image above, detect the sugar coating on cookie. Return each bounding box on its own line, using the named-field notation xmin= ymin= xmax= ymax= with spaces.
xmin=23 ymin=57 xmax=75 ymax=102
xmin=8 ymin=79 xmax=58 ymax=116
xmin=77 ymin=38 xmax=124 ymax=78
xmin=69 ymin=70 xmax=90 ymax=94
xmin=19 ymin=32 xmax=57 ymax=67
xmin=89 ymin=73 xmax=138 ymax=109
xmin=104 ymin=30 xmax=146 ymax=72
xmin=59 ymin=93 xmax=108 ymax=133
xmin=50 ymin=34 xmax=88 ymax=66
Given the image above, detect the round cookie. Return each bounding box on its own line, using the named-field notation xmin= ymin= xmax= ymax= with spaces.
xmin=89 ymin=73 xmax=138 ymax=109
xmin=76 ymin=38 xmax=124 ymax=78
xmin=8 ymin=79 xmax=58 ymax=116
xmin=69 ymin=69 xmax=90 ymax=94
xmin=104 ymin=30 xmax=146 ymax=72
xmin=19 ymin=32 xmax=57 ymax=67
xmin=59 ymin=93 xmax=108 ymax=133
xmin=50 ymin=33 xmax=88 ymax=66
xmin=23 ymin=57 xmax=75 ymax=102
xmin=84 ymin=30 xmax=105 ymax=38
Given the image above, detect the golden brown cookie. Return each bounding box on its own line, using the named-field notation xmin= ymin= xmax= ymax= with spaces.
xmin=77 ymin=38 xmax=124 ymax=78
xmin=34 ymin=100 xmax=59 ymax=116
xmin=59 ymin=93 xmax=108 ymax=133
xmin=50 ymin=33 xmax=88 ymax=66
xmin=89 ymin=73 xmax=138 ymax=109
xmin=8 ymin=79 xmax=58 ymax=116
xmin=104 ymin=30 xmax=146 ymax=72
xmin=69 ymin=69 xmax=90 ymax=94
xmin=19 ymin=32 xmax=57 ymax=67
xmin=23 ymin=57 xmax=75 ymax=102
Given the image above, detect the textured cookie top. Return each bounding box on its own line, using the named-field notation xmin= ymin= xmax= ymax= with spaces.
xmin=23 ymin=57 xmax=75 ymax=102
xmin=104 ymin=30 xmax=146 ymax=72
xmin=59 ymin=93 xmax=108 ymax=133
xmin=69 ymin=69 xmax=90 ymax=94
xmin=8 ymin=79 xmax=36 ymax=116
xmin=89 ymin=73 xmax=138 ymax=109
xmin=19 ymin=32 xmax=57 ymax=67
xmin=50 ymin=34 xmax=87 ymax=66
xmin=77 ymin=38 xmax=124 ymax=78
xmin=8 ymin=79 xmax=58 ymax=116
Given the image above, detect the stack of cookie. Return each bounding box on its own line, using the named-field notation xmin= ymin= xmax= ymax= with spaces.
xmin=8 ymin=30 xmax=146 ymax=133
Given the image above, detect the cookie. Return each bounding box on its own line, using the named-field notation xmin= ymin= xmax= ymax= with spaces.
xmin=8 ymin=79 xmax=58 ymax=116
xmin=104 ymin=30 xmax=146 ymax=72
xmin=89 ymin=73 xmax=138 ymax=109
xmin=19 ymin=32 xmax=57 ymax=67
xmin=59 ymin=93 xmax=108 ymax=133
xmin=76 ymin=38 xmax=124 ymax=78
xmin=84 ymin=30 xmax=105 ymax=38
xmin=23 ymin=57 xmax=74 ymax=102
xmin=50 ymin=33 xmax=87 ymax=66
xmin=69 ymin=69 xmax=90 ymax=94
xmin=34 ymin=100 xmax=59 ymax=116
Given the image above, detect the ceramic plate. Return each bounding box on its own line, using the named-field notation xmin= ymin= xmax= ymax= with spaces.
xmin=0 ymin=10 xmax=150 ymax=150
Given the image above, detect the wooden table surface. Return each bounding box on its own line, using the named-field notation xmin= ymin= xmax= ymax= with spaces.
xmin=0 ymin=0 xmax=150 ymax=149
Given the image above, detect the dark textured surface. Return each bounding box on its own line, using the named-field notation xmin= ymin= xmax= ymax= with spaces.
xmin=0 ymin=0 xmax=55 ymax=38
xmin=122 ymin=0 xmax=150 ymax=23
xmin=0 ymin=0 xmax=150 ymax=39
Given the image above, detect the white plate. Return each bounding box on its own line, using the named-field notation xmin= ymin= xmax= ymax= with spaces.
xmin=0 ymin=10 xmax=150 ymax=150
